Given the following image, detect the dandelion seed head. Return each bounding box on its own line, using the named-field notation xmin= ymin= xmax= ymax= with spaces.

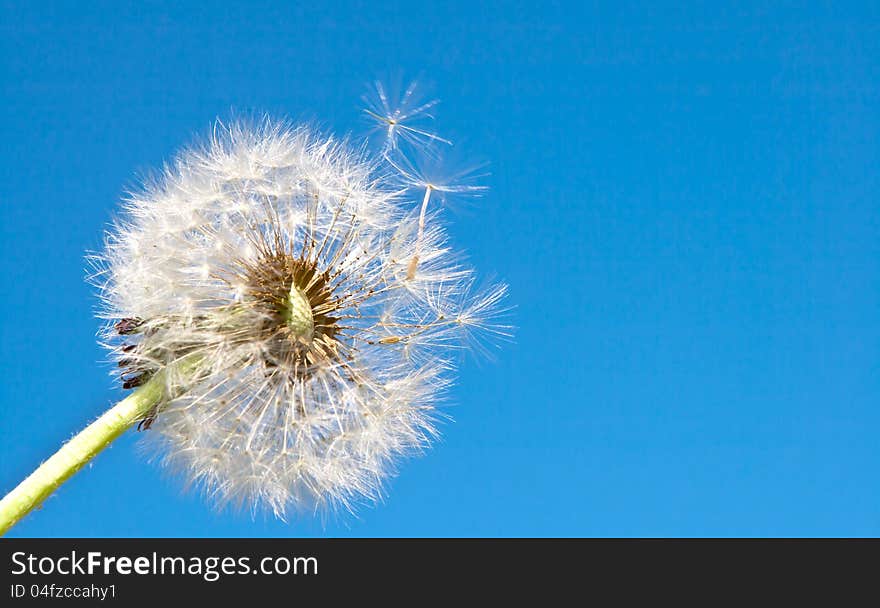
xmin=94 ymin=116 xmax=508 ymax=518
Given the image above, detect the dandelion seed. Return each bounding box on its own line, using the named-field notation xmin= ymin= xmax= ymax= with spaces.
xmin=385 ymin=148 xmax=490 ymax=200
xmin=384 ymin=148 xmax=489 ymax=285
xmin=362 ymin=79 xmax=452 ymax=154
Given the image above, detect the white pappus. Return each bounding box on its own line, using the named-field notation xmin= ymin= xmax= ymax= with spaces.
xmin=92 ymin=92 xmax=509 ymax=519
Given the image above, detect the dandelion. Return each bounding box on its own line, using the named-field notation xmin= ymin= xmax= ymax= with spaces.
xmin=0 ymin=94 xmax=508 ymax=532
xmin=362 ymin=79 xmax=452 ymax=154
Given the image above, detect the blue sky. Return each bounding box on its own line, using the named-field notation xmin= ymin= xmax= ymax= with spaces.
xmin=1 ymin=2 xmax=877 ymax=537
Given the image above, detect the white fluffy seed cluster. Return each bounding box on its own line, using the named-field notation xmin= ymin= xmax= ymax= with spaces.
xmin=94 ymin=116 xmax=507 ymax=518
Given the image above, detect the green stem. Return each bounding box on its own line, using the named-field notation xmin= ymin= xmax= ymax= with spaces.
xmin=0 ymin=371 xmax=167 ymax=536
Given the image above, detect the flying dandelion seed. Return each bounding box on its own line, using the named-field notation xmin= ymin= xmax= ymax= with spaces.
xmin=0 ymin=86 xmax=509 ymax=531
xmin=362 ymin=79 xmax=452 ymax=154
